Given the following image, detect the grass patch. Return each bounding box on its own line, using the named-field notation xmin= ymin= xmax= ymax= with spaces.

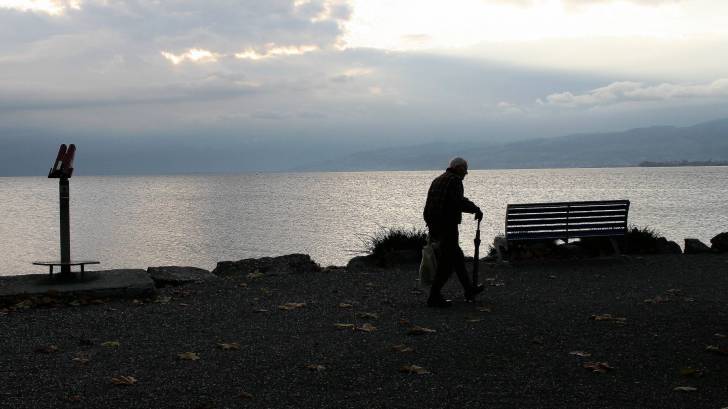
xmin=579 ymin=225 xmax=672 ymax=255
xmin=361 ymin=226 xmax=428 ymax=260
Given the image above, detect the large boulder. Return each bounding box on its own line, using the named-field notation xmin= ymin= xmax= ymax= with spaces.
xmin=147 ymin=266 xmax=217 ymax=287
xmin=711 ymin=232 xmax=728 ymax=253
xmin=212 ymin=254 xmax=320 ymax=277
xmin=655 ymin=238 xmax=682 ymax=254
xmin=684 ymin=238 xmax=712 ymax=254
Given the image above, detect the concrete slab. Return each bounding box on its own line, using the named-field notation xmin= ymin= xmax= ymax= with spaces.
xmin=0 ymin=269 xmax=156 ymax=301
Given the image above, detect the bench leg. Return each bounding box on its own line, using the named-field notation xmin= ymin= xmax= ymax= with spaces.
xmin=495 ymin=237 xmax=508 ymax=263
xmin=610 ymin=238 xmax=621 ymax=255
xmin=49 ymin=265 xmax=53 ymax=277
xmin=81 ymin=264 xmax=85 ymax=279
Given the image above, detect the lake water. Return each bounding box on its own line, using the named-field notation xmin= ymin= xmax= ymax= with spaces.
xmin=1 ymin=167 xmax=727 ymax=275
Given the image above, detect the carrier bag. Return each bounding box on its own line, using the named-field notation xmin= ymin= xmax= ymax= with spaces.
xmin=418 ymin=239 xmax=439 ymax=287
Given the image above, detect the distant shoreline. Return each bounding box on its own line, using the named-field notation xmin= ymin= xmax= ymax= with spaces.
xmin=638 ymin=160 xmax=728 ymax=167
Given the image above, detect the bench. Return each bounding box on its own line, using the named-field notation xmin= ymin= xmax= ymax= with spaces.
xmin=496 ymin=200 xmax=630 ymax=260
xmin=32 ymin=260 xmax=100 ymax=278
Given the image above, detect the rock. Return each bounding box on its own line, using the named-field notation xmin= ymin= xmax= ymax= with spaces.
xmin=147 ymin=266 xmax=216 ymax=287
xmin=711 ymin=232 xmax=728 ymax=253
xmin=212 ymin=254 xmax=320 ymax=277
xmin=684 ymin=238 xmax=712 ymax=254
xmin=656 ymin=238 xmax=682 ymax=254
xmin=346 ymin=255 xmax=378 ymax=272
xmin=380 ymin=249 xmax=420 ymax=266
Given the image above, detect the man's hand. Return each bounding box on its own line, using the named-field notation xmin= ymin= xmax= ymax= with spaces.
xmin=475 ymin=209 xmax=484 ymax=221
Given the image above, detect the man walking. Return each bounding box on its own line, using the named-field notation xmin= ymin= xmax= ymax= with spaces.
xmin=423 ymin=157 xmax=484 ymax=308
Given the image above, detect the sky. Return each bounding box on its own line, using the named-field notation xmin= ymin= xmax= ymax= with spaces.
xmin=1 ymin=0 xmax=728 ymax=174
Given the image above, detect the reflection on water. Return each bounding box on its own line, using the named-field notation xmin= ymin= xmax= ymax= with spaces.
xmin=1 ymin=167 xmax=727 ymax=275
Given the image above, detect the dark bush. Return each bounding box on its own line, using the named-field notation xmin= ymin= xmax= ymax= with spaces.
xmin=578 ymin=225 xmax=679 ymax=255
xmin=362 ymin=226 xmax=428 ymax=261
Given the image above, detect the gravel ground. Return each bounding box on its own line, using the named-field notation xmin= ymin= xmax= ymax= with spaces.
xmin=2 ymin=254 xmax=728 ymax=409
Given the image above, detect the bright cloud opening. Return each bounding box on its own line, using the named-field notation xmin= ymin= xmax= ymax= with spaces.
xmin=343 ymin=0 xmax=728 ymax=50
xmin=234 ymin=44 xmax=318 ymax=60
xmin=0 ymin=0 xmax=79 ymax=15
xmin=161 ymin=48 xmax=220 ymax=65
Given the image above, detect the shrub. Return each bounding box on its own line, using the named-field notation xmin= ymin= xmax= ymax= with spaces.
xmin=578 ymin=225 xmax=669 ymax=255
xmin=362 ymin=226 xmax=428 ymax=260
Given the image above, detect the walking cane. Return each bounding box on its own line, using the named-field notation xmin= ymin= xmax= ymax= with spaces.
xmin=473 ymin=218 xmax=481 ymax=288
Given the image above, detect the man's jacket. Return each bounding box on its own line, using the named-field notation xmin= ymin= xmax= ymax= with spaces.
xmin=423 ymin=169 xmax=479 ymax=226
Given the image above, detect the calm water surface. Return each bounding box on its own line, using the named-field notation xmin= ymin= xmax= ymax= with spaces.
xmin=1 ymin=167 xmax=727 ymax=275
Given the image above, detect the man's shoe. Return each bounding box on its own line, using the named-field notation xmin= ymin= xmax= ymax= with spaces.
xmin=465 ymin=284 xmax=485 ymax=301
xmin=427 ymin=297 xmax=453 ymax=308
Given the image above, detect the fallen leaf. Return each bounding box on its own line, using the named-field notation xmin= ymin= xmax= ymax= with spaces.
xmin=357 ymin=312 xmax=379 ymax=319
xmin=14 ymin=299 xmax=33 ymax=309
xmin=239 ymin=392 xmax=254 ymax=400
xmin=466 ymin=317 xmax=482 ymax=323
xmin=408 ymin=325 xmax=437 ymax=335
xmin=132 ymin=299 xmax=144 ymax=305
xmin=410 ymin=289 xmax=423 ymax=295
xmin=590 ymin=314 xmax=626 ymax=323
xmin=705 ymin=345 xmax=728 ymax=355
xmin=305 ymin=364 xmax=326 ymax=371
xmin=65 ymin=394 xmax=82 ymax=402
xmin=391 ymin=344 xmax=414 ymax=353
xmin=715 ymin=333 xmax=727 ymax=338
xmin=398 ymin=319 xmax=411 ymax=327
xmin=478 ymin=307 xmax=492 ymax=313
xmin=683 ymin=297 xmax=695 ymax=302
xmin=68 ymin=300 xmax=81 ymax=307
xmin=665 ymin=289 xmax=683 ymax=296
xmin=178 ymin=352 xmax=200 ymax=361
xmin=338 ymin=303 xmax=353 ymax=309
xmin=217 ymin=342 xmax=240 ymax=351
xmin=532 ymin=336 xmax=544 ymax=345
xmin=237 ymin=282 xmax=248 ymax=288
xmin=101 ymin=341 xmax=120 ymax=348
xmin=355 ymin=323 xmax=377 ymax=332
xmin=673 ymin=386 xmax=697 ymax=392
xmin=72 ymin=353 xmax=90 ymax=365
xmin=644 ymin=296 xmax=669 ymax=304
xmin=680 ymin=367 xmax=704 ymax=377
xmin=400 ymin=364 xmax=430 ymax=374
xmin=548 ymin=275 xmax=557 ymax=279
xmin=34 ymin=345 xmax=60 ymax=354
xmin=278 ymin=302 xmax=306 ymax=311
xmin=246 ymin=271 xmax=264 ymax=280
xmin=252 ymin=309 xmax=268 ymax=313
xmin=569 ymin=351 xmax=592 ymax=358
xmin=365 ymin=282 xmax=375 ymax=287
xmin=111 ymin=376 xmax=137 ymax=385
xmin=583 ymin=362 xmax=612 ymax=373
xmin=153 ymin=296 xmax=171 ymax=304
xmin=178 ymin=303 xmax=189 ymax=307
xmin=334 ymin=323 xmax=354 ymax=330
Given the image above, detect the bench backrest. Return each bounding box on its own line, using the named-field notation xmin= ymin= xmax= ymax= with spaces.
xmin=505 ymin=200 xmax=630 ymax=241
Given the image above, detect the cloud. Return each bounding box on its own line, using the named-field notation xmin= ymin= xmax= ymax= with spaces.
xmin=540 ymin=79 xmax=728 ymax=108
xmin=161 ymin=48 xmax=220 ymax=65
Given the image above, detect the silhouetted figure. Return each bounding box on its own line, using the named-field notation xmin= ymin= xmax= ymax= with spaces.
xmin=423 ymin=157 xmax=484 ymax=308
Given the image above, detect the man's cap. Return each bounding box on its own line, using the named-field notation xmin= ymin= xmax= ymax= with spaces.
xmin=449 ymin=157 xmax=468 ymax=169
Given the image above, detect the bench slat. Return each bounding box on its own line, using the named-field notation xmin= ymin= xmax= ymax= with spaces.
xmin=507 ymin=200 xmax=630 ymax=209
xmin=507 ymin=216 xmax=627 ymax=226
xmin=507 ymin=210 xmax=628 ymax=220
xmin=508 ymin=229 xmax=627 ymax=240
xmin=507 ymin=204 xmax=629 ymax=214
xmin=508 ymin=222 xmax=627 ymax=233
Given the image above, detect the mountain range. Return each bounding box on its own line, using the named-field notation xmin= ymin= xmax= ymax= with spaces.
xmin=300 ymin=118 xmax=728 ymax=171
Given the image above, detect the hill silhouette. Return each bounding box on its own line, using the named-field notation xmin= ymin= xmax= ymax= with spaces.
xmin=303 ymin=118 xmax=728 ymax=171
